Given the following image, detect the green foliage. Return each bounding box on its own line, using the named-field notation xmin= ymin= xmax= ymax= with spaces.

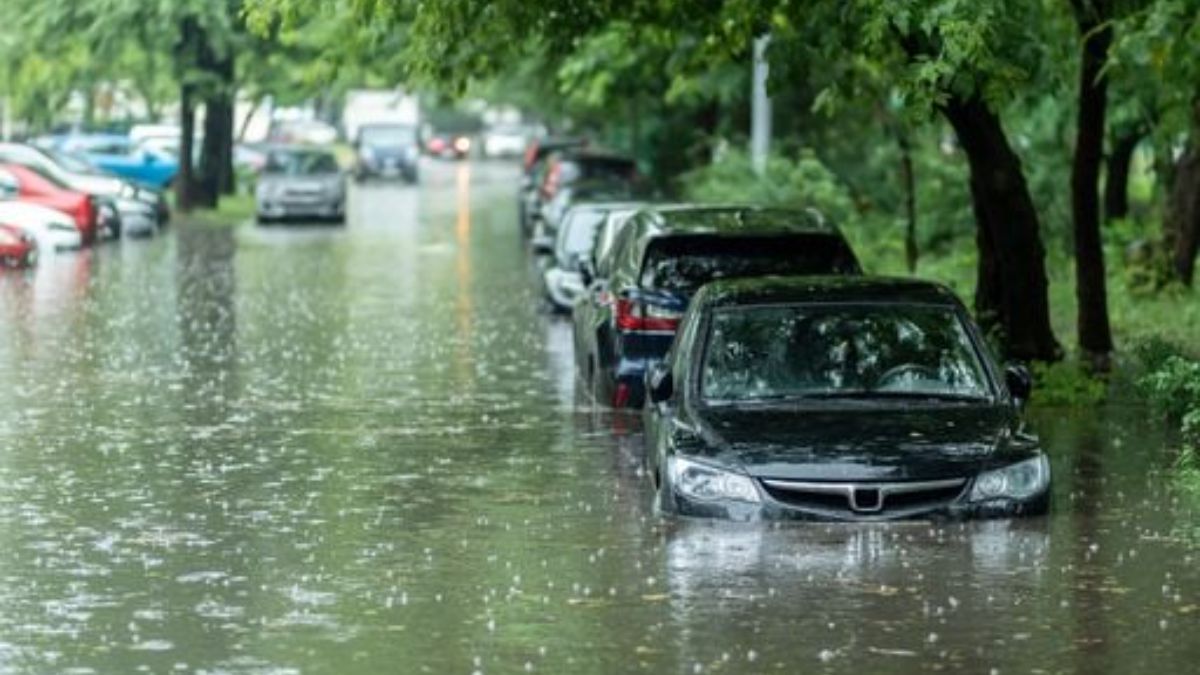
xmin=1138 ymin=355 xmax=1200 ymax=434
xmin=680 ymin=149 xmax=855 ymax=223
xmin=1029 ymin=361 xmax=1108 ymax=406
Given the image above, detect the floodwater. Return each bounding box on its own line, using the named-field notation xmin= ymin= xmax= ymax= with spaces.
xmin=0 ymin=160 xmax=1197 ymax=674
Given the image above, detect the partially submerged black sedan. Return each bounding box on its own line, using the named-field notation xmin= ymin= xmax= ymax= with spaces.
xmin=642 ymin=276 xmax=1049 ymax=521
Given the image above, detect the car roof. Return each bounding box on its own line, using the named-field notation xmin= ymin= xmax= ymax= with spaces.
xmin=694 ymin=275 xmax=965 ymax=308
xmin=552 ymin=148 xmax=634 ymax=164
xmin=566 ymin=201 xmax=650 ymax=215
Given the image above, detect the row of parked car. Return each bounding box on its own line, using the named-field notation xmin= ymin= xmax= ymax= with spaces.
xmin=517 ymin=138 xmax=1052 ymax=523
xmin=0 ymin=140 xmax=171 ymax=268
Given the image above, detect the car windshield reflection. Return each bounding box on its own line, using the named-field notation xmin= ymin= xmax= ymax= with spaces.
xmin=701 ymin=303 xmax=993 ymax=404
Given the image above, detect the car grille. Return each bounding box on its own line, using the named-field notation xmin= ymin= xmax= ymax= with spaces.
xmin=759 ymin=477 xmax=967 ymax=518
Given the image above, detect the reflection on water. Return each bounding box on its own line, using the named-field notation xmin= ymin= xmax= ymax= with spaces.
xmin=0 ymin=162 xmax=1198 ymax=674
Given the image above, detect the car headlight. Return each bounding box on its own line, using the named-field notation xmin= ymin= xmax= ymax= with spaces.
xmin=970 ymin=455 xmax=1049 ymax=501
xmin=669 ymin=456 xmax=760 ymax=504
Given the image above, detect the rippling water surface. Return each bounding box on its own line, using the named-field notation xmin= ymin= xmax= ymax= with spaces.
xmin=0 ymin=161 xmax=1197 ymax=673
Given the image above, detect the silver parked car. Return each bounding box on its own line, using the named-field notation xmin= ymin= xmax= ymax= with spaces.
xmin=542 ymin=202 xmax=647 ymax=312
xmin=256 ymin=148 xmax=346 ymax=224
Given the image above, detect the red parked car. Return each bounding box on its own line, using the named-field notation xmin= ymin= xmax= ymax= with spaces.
xmin=0 ymin=163 xmax=99 ymax=244
xmin=0 ymin=222 xmax=37 ymax=268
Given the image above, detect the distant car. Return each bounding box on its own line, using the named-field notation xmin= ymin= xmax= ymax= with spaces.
xmin=0 ymin=202 xmax=82 ymax=252
xmin=519 ymin=137 xmax=589 ymax=236
xmin=0 ymin=164 xmax=99 ymax=244
xmin=255 ymin=147 xmax=346 ymax=224
xmin=354 ymin=124 xmax=420 ymax=182
xmin=642 ymin=275 xmax=1048 ymax=522
xmin=541 ymin=202 xmax=646 ymax=312
xmin=425 ymin=132 xmax=471 ymax=160
xmin=573 ymin=205 xmax=861 ymax=408
xmin=481 ymin=124 xmax=534 ymax=158
xmin=527 ymin=149 xmax=636 ymax=238
xmin=59 ymin=135 xmax=178 ymax=188
xmin=0 ymin=222 xmax=37 ymax=268
xmin=534 ymin=179 xmax=643 ymax=251
xmin=522 ymin=136 xmax=586 ymax=177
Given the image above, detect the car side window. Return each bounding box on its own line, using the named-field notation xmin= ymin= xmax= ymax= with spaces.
xmin=0 ymin=169 xmax=19 ymax=196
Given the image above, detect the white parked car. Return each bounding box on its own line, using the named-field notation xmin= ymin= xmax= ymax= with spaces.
xmin=482 ymin=124 xmax=535 ymax=158
xmin=0 ymin=201 xmax=83 ymax=252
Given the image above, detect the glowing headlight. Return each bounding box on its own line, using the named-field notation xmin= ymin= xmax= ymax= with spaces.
xmin=669 ymin=456 xmax=760 ymax=504
xmin=970 ymin=455 xmax=1050 ymax=501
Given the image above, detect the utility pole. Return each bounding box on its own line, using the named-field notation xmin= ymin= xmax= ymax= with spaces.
xmin=750 ymin=35 xmax=772 ymax=176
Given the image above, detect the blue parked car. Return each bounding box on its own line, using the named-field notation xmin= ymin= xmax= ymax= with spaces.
xmin=57 ymin=134 xmax=178 ymax=189
xmin=571 ymin=205 xmax=862 ymax=409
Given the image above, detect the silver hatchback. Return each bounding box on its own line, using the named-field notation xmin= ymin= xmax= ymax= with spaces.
xmin=256 ymin=148 xmax=346 ymax=224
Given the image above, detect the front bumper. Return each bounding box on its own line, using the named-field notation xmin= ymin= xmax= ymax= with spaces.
xmin=258 ymin=197 xmax=345 ymax=220
xmin=666 ymin=480 xmax=1050 ymax=522
xmin=358 ymin=157 xmax=417 ymax=179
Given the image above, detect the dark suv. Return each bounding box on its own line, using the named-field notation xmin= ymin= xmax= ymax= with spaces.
xmin=353 ymin=124 xmax=420 ymax=183
xmin=572 ymin=205 xmax=861 ymax=408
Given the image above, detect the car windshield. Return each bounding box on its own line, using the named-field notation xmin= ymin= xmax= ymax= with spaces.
xmin=21 ymin=163 xmax=73 ymax=190
xmin=558 ymin=209 xmax=607 ymax=258
xmin=265 ymin=151 xmax=339 ymax=175
xmin=641 ymin=235 xmax=859 ymax=291
xmin=359 ymin=126 xmax=416 ymax=147
xmin=702 ymin=304 xmax=991 ymax=403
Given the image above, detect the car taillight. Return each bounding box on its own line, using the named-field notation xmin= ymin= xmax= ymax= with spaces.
xmin=544 ymin=163 xmax=561 ymax=197
xmin=615 ymin=298 xmax=682 ymax=332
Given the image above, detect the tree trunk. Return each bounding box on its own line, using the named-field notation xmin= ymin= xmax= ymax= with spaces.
xmin=1104 ymin=125 xmax=1142 ymax=221
xmin=237 ymin=96 xmax=261 ymax=142
xmin=198 ymin=46 xmax=236 ymax=200
xmin=1070 ymin=4 xmax=1114 ymax=365
xmin=1166 ymin=144 xmax=1200 ymax=286
xmin=898 ymin=128 xmax=918 ymax=272
xmin=177 ymin=82 xmax=196 ymax=212
xmin=938 ymin=94 xmax=1062 ymax=362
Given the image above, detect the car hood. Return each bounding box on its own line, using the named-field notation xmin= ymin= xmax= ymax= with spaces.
xmin=0 ymin=200 xmax=76 ymax=228
xmin=691 ymin=405 xmax=1023 ymax=481
xmin=67 ymin=173 xmax=124 ymax=196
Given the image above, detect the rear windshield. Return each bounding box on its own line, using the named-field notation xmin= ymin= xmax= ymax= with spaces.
xmin=559 ymin=209 xmax=607 ymax=257
xmin=359 ymin=126 xmax=416 ymax=147
xmin=265 ymin=151 xmax=340 ymax=175
xmin=562 ymin=157 xmax=635 ymax=184
xmin=640 ymin=235 xmax=859 ymax=291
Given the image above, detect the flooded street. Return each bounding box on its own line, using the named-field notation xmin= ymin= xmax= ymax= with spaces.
xmin=1 ymin=160 xmax=1198 ymax=674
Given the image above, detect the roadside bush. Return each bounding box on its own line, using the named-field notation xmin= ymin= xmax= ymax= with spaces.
xmin=1030 ymin=360 xmax=1108 ymax=406
xmin=1138 ymin=353 xmax=1200 ymax=449
xmin=680 ymin=149 xmax=855 ymax=224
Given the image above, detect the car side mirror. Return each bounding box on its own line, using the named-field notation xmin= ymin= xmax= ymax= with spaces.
xmin=144 ymin=152 xmax=157 ymax=164
xmin=1005 ymin=364 xmax=1032 ymax=404
xmin=647 ymin=362 xmax=674 ymax=405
